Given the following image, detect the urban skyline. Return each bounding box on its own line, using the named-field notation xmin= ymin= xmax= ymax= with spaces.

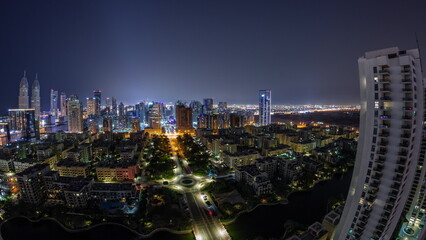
xmin=2 ymin=1 xmax=426 ymax=240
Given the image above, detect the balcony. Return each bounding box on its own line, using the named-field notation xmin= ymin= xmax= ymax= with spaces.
xmin=380 ymin=115 xmax=391 ymax=119
xmin=401 ymin=70 xmax=411 ymax=74
xmin=379 ymin=69 xmax=390 ymax=74
xmin=378 ymin=141 xmax=388 ymax=146
xmin=402 ymin=97 xmax=413 ymax=101
xmin=393 ymin=175 xmax=403 ymax=182
xmin=401 ymin=133 xmax=410 ymax=138
xmin=372 ymin=173 xmax=383 ymax=180
xmin=395 ymin=167 xmax=405 ymax=174
xmin=379 ymin=79 xmax=391 ymax=83
xmin=398 ymin=151 xmax=408 ymax=156
xmin=401 ymin=125 xmax=412 ymax=129
xmin=380 ymin=97 xmax=392 ymax=101
xmin=375 ymin=158 xmax=385 ymax=164
xmin=380 ymin=88 xmax=391 ymax=92
xmin=399 ymin=142 xmax=409 ymax=147
xmin=402 ymin=88 xmax=412 ymax=92
xmin=379 ymin=133 xmax=390 ymax=137
xmin=402 ymin=79 xmax=411 ymax=83
xmin=402 ymin=115 xmax=412 ymax=120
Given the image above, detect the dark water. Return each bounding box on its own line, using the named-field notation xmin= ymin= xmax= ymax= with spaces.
xmin=1 ymin=169 xmax=352 ymax=240
xmin=226 ymin=169 xmax=353 ymax=239
xmin=1 ymin=217 xmax=194 ymax=240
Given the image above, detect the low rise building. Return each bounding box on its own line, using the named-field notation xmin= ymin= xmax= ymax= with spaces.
xmin=95 ymin=160 xmax=138 ymax=181
xmin=56 ymin=159 xmax=90 ymax=177
xmin=91 ymin=182 xmax=136 ymax=201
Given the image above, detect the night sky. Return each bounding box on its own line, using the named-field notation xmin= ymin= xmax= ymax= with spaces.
xmin=1 ymin=0 xmax=426 ymax=114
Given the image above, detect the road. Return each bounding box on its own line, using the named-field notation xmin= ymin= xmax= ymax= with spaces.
xmin=167 ymin=135 xmax=231 ymax=240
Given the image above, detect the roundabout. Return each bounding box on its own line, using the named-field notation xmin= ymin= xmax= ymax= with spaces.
xmin=177 ymin=176 xmax=198 ymax=188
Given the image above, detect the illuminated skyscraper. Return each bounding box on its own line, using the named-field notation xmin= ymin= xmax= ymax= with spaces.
xmin=335 ymin=47 xmax=425 ymax=240
xmin=131 ymin=118 xmax=141 ymax=132
xmin=148 ymin=102 xmax=162 ymax=129
xmin=111 ymin=97 xmax=117 ymax=115
xmin=189 ymin=100 xmax=203 ymax=125
xmin=103 ymin=118 xmax=112 ymax=132
xmin=60 ymin=92 xmax=67 ymax=117
xmin=258 ymin=90 xmax=271 ymax=126
xmin=105 ymin=97 xmax=111 ymax=113
xmin=67 ymin=94 xmax=83 ymax=132
xmin=86 ymin=97 xmax=100 ymax=116
xmin=18 ymin=71 xmax=29 ymax=109
xmin=93 ymin=90 xmax=102 ymax=107
xmin=8 ymin=109 xmax=39 ymax=141
xmin=218 ymin=102 xmax=227 ymax=113
xmin=203 ymin=98 xmax=213 ymax=114
xmin=50 ymin=89 xmax=59 ymax=116
xmin=176 ymin=103 xmax=193 ymax=132
xmin=30 ymin=73 xmax=41 ymax=118
xmin=118 ymin=102 xmax=125 ymax=116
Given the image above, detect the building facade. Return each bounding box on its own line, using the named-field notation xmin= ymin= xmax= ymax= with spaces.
xmin=67 ymin=94 xmax=84 ymax=132
xmin=258 ymin=90 xmax=271 ymax=126
xmin=334 ymin=47 xmax=425 ymax=240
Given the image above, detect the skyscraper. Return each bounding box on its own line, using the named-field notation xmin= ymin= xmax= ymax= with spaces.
xmin=258 ymin=90 xmax=271 ymax=126
xmin=50 ymin=89 xmax=59 ymax=116
xmin=67 ymin=94 xmax=83 ymax=132
xmin=335 ymin=47 xmax=425 ymax=240
xmin=112 ymin=97 xmax=117 ymax=115
xmin=60 ymin=92 xmax=67 ymax=117
xmin=176 ymin=103 xmax=193 ymax=133
xmin=8 ymin=109 xmax=39 ymax=141
xmin=203 ymin=98 xmax=214 ymax=114
xmin=86 ymin=97 xmax=100 ymax=116
xmin=18 ymin=71 xmax=29 ymax=109
xmin=148 ymin=102 xmax=162 ymax=129
xmin=30 ymin=73 xmax=41 ymax=118
xmin=218 ymin=101 xmax=227 ymax=113
xmin=93 ymin=90 xmax=102 ymax=107
xmin=118 ymin=102 xmax=125 ymax=116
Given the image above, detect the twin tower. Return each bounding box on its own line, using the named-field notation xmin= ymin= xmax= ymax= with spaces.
xmin=18 ymin=71 xmax=41 ymax=117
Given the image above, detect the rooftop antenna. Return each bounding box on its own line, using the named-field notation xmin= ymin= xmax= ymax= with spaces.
xmin=415 ymin=32 xmax=423 ymax=73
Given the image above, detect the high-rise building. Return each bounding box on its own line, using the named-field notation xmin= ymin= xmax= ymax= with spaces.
xmin=148 ymin=103 xmax=162 ymax=129
xmin=8 ymin=109 xmax=39 ymax=141
xmin=30 ymin=73 xmax=41 ymax=118
xmin=118 ymin=102 xmax=125 ymax=116
xmin=334 ymin=47 xmax=425 ymax=240
xmin=197 ymin=114 xmax=208 ymax=129
xmin=258 ymin=90 xmax=271 ymax=126
xmin=60 ymin=92 xmax=67 ymax=117
xmin=176 ymin=103 xmax=193 ymax=132
xmin=93 ymin=90 xmax=102 ymax=107
xmin=218 ymin=102 xmax=227 ymax=113
xmin=18 ymin=71 xmax=29 ymax=109
xmin=103 ymin=118 xmax=112 ymax=132
xmin=189 ymin=100 xmax=203 ymax=125
xmin=111 ymin=97 xmax=117 ymax=115
xmin=105 ymin=97 xmax=111 ymax=113
xmin=50 ymin=89 xmax=59 ymax=116
xmin=67 ymin=94 xmax=83 ymax=132
xmin=86 ymin=97 xmax=100 ymax=116
xmin=230 ymin=113 xmax=242 ymax=128
xmin=203 ymin=98 xmax=214 ymax=114
xmin=131 ymin=118 xmax=141 ymax=132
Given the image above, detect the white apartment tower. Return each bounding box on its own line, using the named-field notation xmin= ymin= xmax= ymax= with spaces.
xmin=259 ymin=89 xmax=271 ymax=126
xmin=334 ymin=47 xmax=424 ymax=240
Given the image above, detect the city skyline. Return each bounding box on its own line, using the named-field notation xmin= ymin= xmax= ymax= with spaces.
xmin=1 ymin=1 xmax=426 ymax=114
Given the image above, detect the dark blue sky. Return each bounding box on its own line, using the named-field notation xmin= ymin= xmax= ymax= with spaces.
xmin=1 ymin=0 xmax=426 ymax=113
